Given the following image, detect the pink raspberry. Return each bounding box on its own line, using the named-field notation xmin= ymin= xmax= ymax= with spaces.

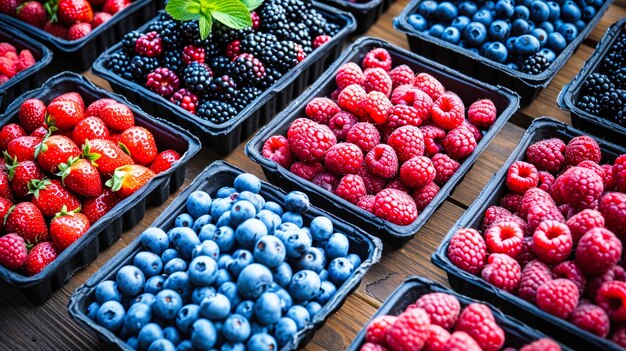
xmin=612 ymin=325 xmax=626 ymax=347
xmin=533 ymin=220 xmax=572 ymax=265
xmin=481 ymin=253 xmax=522 ymax=293
xmin=366 ymin=315 xmax=397 ymax=344
xmin=569 ymin=302 xmax=610 ymax=337
xmin=365 ymin=144 xmax=399 ymax=179
xmin=414 ymin=73 xmax=446 ymax=101
xmin=526 ymin=202 xmax=565 ymax=234
xmin=525 ymin=138 xmax=566 ymax=174
xmin=455 ymin=303 xmax=505 ymax=351
xmin=613 ymin=154 xmax=626 ymax=192
xmin=517 ymin=236 xmax=538 ymax=267
xmin=431 ymin=93 xmax=465 ymax=131
xmin=290 ymin=161 xmax=325 ymax=181
xmin=389 ymin=64 xmax=415 ymax=88
xmin=519 ymin=188 xmax=554 ymax=219
xmin=537 ymin=171 xmax=555 ymax=192
xmin=485 ymin=220 xmax=524 ymax=258
xmin=443 ymin=126 xmax=477 ymax=160
xmin=579 ymin=160 xmax=606 ymax=179
xmin=557 ymin=166 xmax=604 ymax=210
xmin=421 ymin=125 xmax=446 ymax=157
xmin=565 ymin=135 xmax=601 ymax=166
xmin=536 ymin=278 xmax=579 ymax=319
xmin=599 ymin=192 xmax=626 ymax=240
xmin=360 ymin=343 xmax=388 ymax=351
xmin=386 ymin=179 xmax=409 ymax=192
xmin=461 ymin=121 xmax=483 ymax=143
xmin=385 ymin=105 xmax=424 ymax=130
xmin=499 ymin=192 xmax=522 ymax=213
xmin=447 ymin=228 xmax=487 ymax=275
xmin=481 ymin=206 xmax=513 ymax=231
xmin=518 ymin=260 xmax=553 ymax=303
xmin=520 ymin=339 xmax=562 ymax=351
xmin=312 ymin=35 xmax=330 ymax=49
xmin=357 ymin=195 xmax=376 ymax=213
xmin=388 ymin=126 xmax=425 ymax=163
xmin=424 ymin=325 xmax=450 ymax=351
xmin=442 ymin=331 xmax=482 ymax=351
xmin=411 ymin=292 xmax=461 ymax=330
xmin=262 ymin=135 xmax=293 ymax=168
xmin=305 ymin=97 xmax=341 ymax=125
xmin=400 ymin=156 xmax=436 ymax=189
xmin=363 ymin=68 xmax=393 ymax=96
xmin=335 ymin=174 xmax=366 ymax=204
xmin=412 ymin=182 xmax=440 ymax=212
xmin=566 ymin=209 xmax=605 ymax=243
xmin=385 ymin=307 xmax=430 ymax=351
xmin=552 ymin=261 xmax=587 ymax=295
xmin=287 ymin=118 xmax=337 ymax=162
xmin=312 ymin=171 xmax=339 ymax=192
xmin=324 ymin=143 xmax=363 ymax=175
xmin=390 ymin=84 xmax=415 ymax=105
xmin=358 ymin=167 xmax=387 ymax=194
xmin=601 ymin=164 xmax=616 ymax=190
xmin=391 ymin=88 xmax=433 ymax=116
xmin=596 ymin=281 xmax=626 ymax=323
xmin=587 ymin=265 xmax=626 ymax=301
xmin=329 ymin=111 xmax=359 ymax=140
xmin=467 ymin=99 xmax=497 ymax=129
xmin=576 ymin=227 xmax=622 ymax=275
xmin=432 ymin=153 xmax=460 ymax=186
xmin=373 ymin=188 xmax=418 ymax=225
xmin=336 ymin=62 xmax=365 ymax=90
xmin=363 ymin=48 xmax=392 ymax=71
xmin=347 ymin=122 xmax=381 ymax=153
xmin=506 ymin=161 xmax=539 ymax=193
xmin=359 ymin=91 xmax=393 ymax=124
xmin=338 ymin=84 xmax=367 ymax=115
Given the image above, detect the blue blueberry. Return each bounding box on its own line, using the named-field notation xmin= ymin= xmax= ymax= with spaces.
xmin=488 ymin=20 xmax=510 ymax=41
xmin=237 ymin=263 xmax=273 ymax=300
xmin=289 ymin=270 xmax=321 ymax=302
xmin=582 ymin=5 xmax=595 ymax=20
xmin=141 ymin=228 xmax=169 ymax=255
xmin=187 ymin=191 xmax=212 ymax=219
xmin=127 ymin=337 xmax=139 ymax=349
xmin=452 ymin=16 xmax=471 ymax=31
xmin=87 ymin=301 xmax=100 ymax=320
xmin=553 ymin=18 xmax=564 ymax=31
xmin=153 ymin=289 xmax=183 ymax=320
xmin=319 ymin=269 xmax=329 ymax=281
xmin=274 ymin=317 xmax=298 ymax=347
xmin=192 ymin=240 xmax=220 ymax=260
xmin=256 ymin=210 xmax=281 ymax=234
xmin=191 ymin=319 xmax=217 ymax=350
xmin=558 ymin=22 xmax=578 ymax=42
xmin=408 ymin=13 xmax=428 ymax=31
xmin=539 ymin=21 xmax=555 ymax=33
xmin=530 ymin=0 xmax=550 ymax=22
xmin=483 ymin=1 xmax=496 ymax=10
xmin=561 ymin=0 xmax=581 ymax=22
xmin=192 ymin=286 xmax=216 ymax=305
xmin=138 ymin=324 xmax=164 ymax=351
xmin=235 ymin=300 xmax=255 ymax=320
xmin=215 ymin=268 xmax=233 ymax=286
xmin=219 ymin=281 xmax=242 ymax=307
xmin=216 ymin=186 xmax=237 ymax=199
xmin=200 ymin=293 xmax=231 ymax=320
xmin=198 ymin=223 xmax=218 ymax=242
xmin=547 ymin=1 xmax=560 ymax=20
xmin=306 ymin=301 xmax=322 ymax=317
xmin=230 ymin=200 xmax=256 ymax=226
xmin=188 ymin=256 xmax=218 ymax=286
xmin=192 ymin=215 xmax=212 ymax=233
xmin=472 ymin=9 xmax=493 ymax=26
xmin=216 ymin=211 xmax=232 ymax=228
xmin=328 ymin=257 xmax=355 ymax=285
xmin=252 ymin=235 xmax=286 ymax=268
xmin=441 ymin=26 xmax=461 ymax=44
xmin=95 ymin=280 xmax=122 ymax=303
xmin=308 ymin=216 xmax=332 ymax=242
xmin=436 ymin=2 xmax=458 ymax=21
xmin=531 ymin=28 xmax=549 ymax=46
xmin=459 ymin=1 xmax=478 ymax=16
xmin=117 ymin=265 xmax=145 ymax=296
xmin=547 ymin=32 xmax=567 ymax=52
xmin=495 ymin=0 xmax=515 ymax=18
xmin=253 ymin=292 xmax=282 ymax=325
xmin=281 ymin=211 xmax=303 ymax=227
xmin=124 ymin=302 xmax=152 ymax=334
xmin=238 ymin=191 xmax=264 ymax=212
xmin=505 ymin=36 xmax=518 ymax=53
xmin=234 ymin=174 xmax=261 ymax=194
xmin=222 ymin=314 xmax=251 ymax=342
xmin=235 ymin=218 xmax=268 ymax=249
xmin=514 ymin=5 xmax=530 ymax=19
xmin=176 ymin=304 xmax=201 ymax=334
xmin=275 ymin=288 xmax=293 ymax=314
xmin=271 ymin=262 xmax=293 ymax=288
xmin=262 ymin=201 xmax=283 ymax=216
xmin=418 ymin=0 xmax=438 ymax=18
xmin=161 ymin=248 xmax=180 ymax=264
xmin=175 ymin=213 xmax=194 ymax=228
xmin=149 ymin=338 xmax=176 ymax=351
xmin=218 ymin=254 xmax=233 ymax=269
xmin=429 ymin=24 xmax=446 ymax=38
xmin=286 ymin=305 xmax=310 ymax=330
xmin=284 ymin=229 xmax=312 ymax=259
xmin=511 ymin=18 xmax=531 ymax=35
xmin=325 ymin=233 xmax=349 ymax=260
xmin=164 ymin=258 xmax=187 ymax=275
xmin=164 ymin=326 xmax=182 ymax=345
xmin=249 ymin=322 xmax=271 ymax=335
xmin=96 ymin=300 xmax=125 ymax=331
xmin=293 ymin=247 xmax=326 ymax=273
xmin=538 ymin=47 xmax=557 ymax=62
xmin=222 ymin=343 xmax=245 ymax=351
xmin=515 ymin=34 xmax=541 ymax=55
xmin=134 ymin=293 xmax=156 ymax=306
xmin=315 ymin=280 xmax=337 ymax=305
xmin=284 ymin=191 xmax=309 ymax=214
xmin=212 ymin=226 xmax=236 ymax=253
xmin=574 ymin=19 xmax=586 ymax=32
xmin=349 ymin=254 xmax=363 ymax=268
xmin=211 ymin=198 xmax=233 ymax=220
xmin=134 ymin=251 xmax=163 ymax=278
xmin=229 ymin=249 xmax=254 ymax=277
xmin=274 ymin=222 xmax=299 ymax=242
xmin=463 ymin=22 xmax=488 ymax=46
xmin=171 ymin=227 xmax=200 ymax=260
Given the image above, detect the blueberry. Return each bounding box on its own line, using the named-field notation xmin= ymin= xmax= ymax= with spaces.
xmin=538 ymin=48 xmax=557 ymax=62
xmin=251 ymin=235 xmax=285 ymax=267
xmin=220 ymin=314 xmax=251 ymax=343
xmin=192 ymin=215 xmax=212 ymax=233
xmin=249 ymin=322 xmax=271 ymax=335
xmin=582 ymin=5 xmax=595 ymax=20
xmin=293 ymin=247 xmax=326 ymax=273
xmin=211 ymin=198 xmax=233 ymax=219
xmin=511 ymin=18 xmax=531 ymax=35
xmin=154 ymin=289 xmax=183 ymax=320
xmin=289 ymin=270 xmax=321 ymax=302
xmin=429 ymin=24 xmax=446 ymax=38
xmin=325 ymin=233 xmax=349 ymax=260
xmin=495 ymin=0 xmax=515 ymax=18
xmin=557 ymin=22 xmax=578 ymax=42
xmin=229 ymin=249 xmax=254 ymax=277
xmin=274 ymin=222 xmax=299 ymax=242
xmin=458 ymin=1 xmax=478 ymax=16
xmin=237 ymin=191 xmax=264 ymax=212
xmin=198 ymin=224 xmax=219 ymax=243
xmin=284 ymin=191 xmax=309 ymax=214
xmin=216 ymin=186 xmax=237 ymax=199
xmin=553 ymin=18 xmax=564 ymax=31
xmin=441 ymin=26 xmax=461 ymax=44
xmin=520 ymin=0 xmax=533 ymax=7
xmin=418 ymin=0 xmax=438 ymax=18
xmin=314 ymin=280 xmax=337 ymax=305
xmin=547 ymin=1 xmax=560 ymax=20
xmin=561 ymin=0 xmax=581 ymax=22
xmin=514 ymin=5 xmax=530 ymax=19
xmin=212 ymin=226 xmax=236 ymax=253
xmin=127 ymin=337 xmax=139 ymax=349
xmin=574 ymin=19 xmax=586 ymax=32
xmin=96 ymin=300 xmax=125 ymax=331
xmin=505 ymin=36 xmax=518 ymax=53
xmin=191 ymin=319 xmax=217 ymax=350
xmin=256 ymin=210 xmax=281 ymax=234
xmin=531 ymin=28 xmax=549 ymax=46
xmin=408 ymin=14 xmax=428 ymax=31
xmin=134 ymin=252 xmax=163 ymax=278
xmin=192 ymin=286 xmax=216 ymax=305
xmin=515 ymin=34 xmax=540 ymax=55
xmin=192 ymin=240 xmax=220 ymax=260
xmin=530 ymin=0 xmax=550 ymax=22
xmin=328 ymin=257 xmax=355 ymax=285
xmin=235 ymin=300 xmax=255 ymax=320
xmin=219 ymin=281 xmax=242 ymax=307
xmin=271 ymin=262 xmax=293 ymax=288
xmin=175 ymin=213 xmax=194 ymax=228
xmin=117 ymin=265 xmax=145 ymax=296
xmin=216 ymin=211 xmax=232 ymax=228
xmin=188 ymin=256 xmax=218 ymax=286
xmin=319 ymin=269 xmax=329 ymax=281
xmin=164 ymin=258 xmax=187 ymax=275
xmin=135 ymin=293 xmax=156 ymax=306
xmin=233 ymin=174 xmax=261 ymax=194
xmin=488 ymin=20 xmax=510 ymax=41
xmin=186 ymin=191 xmax=213 ymax=219
xmin=306 ymin=301 xmax=322 ymax=317
xmin=237 ymin=263 xmax=273 ymax=299
xmin=452 ymin=16 xmax=471 ymax=31
xmin=274 ymin=317 xmax=298 ymax=347
xmin=284 ymin=229 xmax=312 ymax=259
xmin=161 ymin=248 xmax=180 ymax=264
xmin=176 ymin=304 xmax=201 ymax=334
xmin=347 ymin=253 xmax=362 ymax=268
xmin=141 ymin=228 xmax=169 ymax=255
xmin=148 ymin=339 xmax=175 ymax=351
xmin=235 ymin=218 xmax=268 ymax=249
xmin=95 ymin=280 xmax=122 ymax=303
xmin=222 ymin=343 xmax=245 ymax=351
xmin=230 ymin=200 xmax=257 ymax=226
xmin=216 ymin=268 xmax=233 ymax=286
xmin=124 ymin=302 xmax=152 ymax=334
xmin=286 ymin=305 xmax=310 ymax=330
xmin=218 ymin=254 xmax=233 ymax=269
xmin=247 ymin=334 xmax=277 ymax=351
xmin=171 ymin=227 xmax=200 ymax=260
xmin=262 ymin=201 xmax=283 ymax=216
xmin=463 ymin=22 xmax=488 ymax=46
xmin=87 ymin=301 xmax=100 ymax=320
xmin=200 ymin=293 xmax=231 ymax=320
xmin=436 ymin=2 xmax=458 ymax=21
xmin=483 ymin=1 xmax=496 ymax=10
xmin=472 ymin=9 xmax=493 ymax=26
xmin=177 ymin=340 xmax=194 ymax=351
xmin=281 ymin=211 xmax=302 ymax=227
xmin=539 ymin=21 xmax=555 ymax=33
xmin=163 ymin=326 xmax=182 ymax=345
xmin=138 ymin=323 xmax=164 ymax=351
xmin=253 ymin=292 xmax=282 ymax=325
xmin=275 ymin=288 xmax=293 ymax=313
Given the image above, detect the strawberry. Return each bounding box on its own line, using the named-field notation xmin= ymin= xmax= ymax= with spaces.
xmin=0 ymin=233 xmax=27 ymax=270
xmin=0 ymin=171 xmax=14 ymax=202
xmin=6 ymin=158 xmax=43 ymax=197
xmin=102 ymin=0 xmax=128 ymax=14
xmin=51 ymin=92 xmax=85 ymax=111
xmin=5 ymin=202 xmax=49 ymax=245
xmin=91 ymin=11 xmax=110 ymax=27
xmin=30 ymin=127 xmax=48 ymax=138
xmin=28 ymin=178 xmax=80 ymax=217
xmin=119 ymin=126 xmax=158 ymax=165
xmin=50 ymin=206 xmax=90 ymax=251
xmin=150 ymin=149 xmax=181 ymax=174
xmin=7 ymin=136 xmax=41 ymax=162
xmin=72 ymin=116 xmax=110 ymax=146
xmin=95 ymin=102 xmax=134 ymax=132
xmin=36 ymin=134 xmax=81 ymax=173
xmin=24 ymin=241 xmax=57 ymax=276
xmin=44 ymin=20 xmax=68 ymax=39
xmin=82 ymin=188 xmax=119 ymax=224
xmin=18 ymin=98 xmax=46 ymax=132
xmin=0 ymin=0 xmax=21 ymax=15
xmin=16 ymin=1 xmax=46 ymax=28
xmin=67 ymin=22 xmax=92 ymax=40
xmin=0 ymin=197 xmax=12 ymax=234
xmin=82 ymin=138 xmax=133 ymax=176
xmin=57 ymin=0 xmax=93 ymax=25
xmin=15 ymin=50 xmax=35 ymax=72
xmin=85 ymin=98 xmax=116 ymax=116
xmin=46 ymin=100 xmax=84 ymax=131
xmin=106 ymin=164 xmax=155 ymax=199
xmin=57 ymin=156 xmax=102 ymax=197
xmin=109 ymin=133 xmax=121 ymax=144
xmin=0 ymin=123 xmax=26 ymax=150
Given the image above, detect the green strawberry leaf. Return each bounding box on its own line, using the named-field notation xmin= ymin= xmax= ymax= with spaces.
xmin=210 ymin=0 xmax=252 ymax=30
xmin=198 ymin=14 xmax=213 ymax=40
xmin=240 ymin=0 xmax=263 ymax=10
xmin=165 ymin=0 xmax=203 ymax=21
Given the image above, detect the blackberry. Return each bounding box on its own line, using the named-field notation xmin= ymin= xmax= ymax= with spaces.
xmin=520 ymin=54 xmax=550 ymax=75
xmin=232 ymin=86 xmax=263 ymax=112
xmin=260 ymin=3 xmax=288 ymax=34
xmin=129 ymin=55 xmax=159 ymax=83
xmin=612 ymin=68 xmax=626 ymax=89
xmin=197 ymin=100 xmax=238 ymax=124
xmin=262 ymin=40 xmax=298 ymax=74
xmin=121 ymin=31 xmax=141 ymax=54
xmin=324 ymin=22 xmax=340 ymax=37
xmin=230 ymin=54 xmax=266 ymax=86
xmin=280 ymin=22 xmax=312 ymax=51
xmin=306 ymin=10 xmax=330 ymax=37
xmin=213 ymin=23 xmax=252 ymax=48
xmin=158 ymin=12 xmax=173 ymax=21
xmin=601 ymin=51 xmax=624 ymax=76
xmin=204 ymin=37 xmax=222 ymax=57
xmin=582 ymin=72 xmax=615 ymax=96
xmin=208 ymin=75 xmax=237 ymax=103
xmin=160 ymin=20 xmax=181 ymax=50
xmin=162 ymin=50 xmax=184 ymax=75
xmin=106 ymin=52 xmax=134 ymax=81
xmin=181 ymin=21 xmax=202 ymax=46
xmin=614 ymin=109 xmax=626 ymax=126
xmin=600 ymin=88 xmax=626 ymax=114
xmin=271 ymin=0 xmax=310 ymax=22
xmin=146 ymin=21 xmax=164 ymax=33
xmin=209 ymin=56 xmax=232 ymax=77
xmin=576 ymin=94 xmax=601 ymax=115
xmin=240 ymin=33 xmax=278 ymax=59
xmin=183 ymin=62 xmax=213 ymax=97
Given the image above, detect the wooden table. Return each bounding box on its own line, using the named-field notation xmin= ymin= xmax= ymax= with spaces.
xmin=1 ymin=1 xmax=624 ymax=349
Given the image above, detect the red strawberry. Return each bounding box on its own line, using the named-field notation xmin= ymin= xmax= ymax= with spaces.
xmin=57 ymin=0 xmax=93 ymax=25
xmin=85 ymin=98 xmax=116 ymax=116
xmin=106 ymin=164 xmax=155 ymax=199
xmin=36 ymin=134 xmax=81 ymax=173
xmin=24 ymin=241 xmax=57 ymax=276
xmin=72 ymin=116 xmax=110 ymax=146
xmin=95 ymin=102 xmax=134 ymax=132
xmin=18 ymin=98 xmax=46 ymax=132
xmin=102 ymin=0 xmax=128 ymax=14
xmin=67 ymin=22 xmax=92 ymax=40
xmin=82 ymin=138 xmax=133 ymax=176
xmin=50 ymin=206 xmax=90 ymax=252
xmin=44 ymin=20 xmax=68 ymax=39
xmin=150 ymin=149 xmax=181 ymax=174
xmin=30 ymin=127 xmax=48 ymax=138
xmin=5 ymin=202 xmax=49 ymax=244
xmin=46 ymin=100 xmax=84 ymax=131
xmin=0 ymin=123 xmax=26 ymax=150
xmin=0 ymin=197 xmax=12 ymax=234
xmin=28 ymin=178 xmax=81 ymax=217
xmin=6 ymin=159 xmax=43 ymax=197
xmin=82 ymin=188 xmax=119 ymax=224
xmin=0 ymin=171 xmax=14 ymax=202
xmin=119 ymin=126 xmax=158 ymax=165
xmin=0 ymin=233 xmax=27 ymax=270
xmin=57 ymin=156 xmax=102 ymax=197
xmin=0 ymin=0 xmax=21 ymax=15
xmin=109 ymin=133 xmax=121 ymax=144
xmin=91 ymin=11 xmax=111 ymax=27
xmin=7 ymin=135 xmax=41 ymax=161
xmin=16 ymin=1 xmax=46 ymax=28
xmin=51 ymin=92 xmax=85 ymax=111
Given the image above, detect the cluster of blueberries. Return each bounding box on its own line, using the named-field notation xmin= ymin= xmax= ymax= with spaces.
xmin=406 ymin=0 xmax=605 ymax=72
xmin=85 ymin=173 xmax=362 ymax=351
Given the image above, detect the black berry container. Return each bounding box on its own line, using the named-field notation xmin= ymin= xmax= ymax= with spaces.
xmin=68 ymin=160 xmax=383 ymax=351
xmin=316 ymin=0 xmax=396 ymax=34
xmin=91 ymin=5 xmax=356 ymax=156
xmin=0 ymin=72 xmax=201 ymax=304
xmin=558 ymin=19 xmax=626 ymax=144
xmin=346 ymin=276 xmax=572 ymax=351
xmin=0 ymin=0 xmax=157 ymax=71
xmin=0 ymin=22 xmax=52 ymax=111
xmin=246 ymin=37 xmax=520 ymax=247
xmin=431 ymin=117 xmax=626 ymax=351
xmin=394 ymin=0 xmax=612 ymax=105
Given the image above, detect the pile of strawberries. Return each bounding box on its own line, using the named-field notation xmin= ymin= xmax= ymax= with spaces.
xmin=0 ymin=91 xmax=181 ymax=277
xmin=361 ymin=291 xmax=561 ymax=351
xmin=0 ymin=0 xmax=131 ymax=40
xmin=262 ymin=47 xmax=497 ymax=226
xmin=0 ymin=42 xmax=36 ymax=85
xmin=447 ymin=134 xmax=626 ymax=346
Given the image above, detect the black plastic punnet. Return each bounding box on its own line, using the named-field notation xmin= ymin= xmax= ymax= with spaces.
xmin=317 ymin=0 xmax=396 ymax=34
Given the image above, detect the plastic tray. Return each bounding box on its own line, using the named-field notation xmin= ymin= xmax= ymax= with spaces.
xmin=432 ymin=117 xmax=626 ymax=351
xmin=0 ymin=0 xmax=157 ymax=71
xmin=246 ymin=37 xmax=520 ymax=246
xmin=91 ymin=5 xmax=356 ymax=156
xmin=68 ymin=160 xmax=383 ymax=351
xmin=394 ymin=0 xmax=613 ymax=105
xmin=0 ymin=72 xmax=201 ymax=304
xmin=558 ymin=19 xmax=626 ymax=144
xmin=0 ymin=22 xmax=52 ymax=111
xmin=346 ymin=276 xmax=572 ymax=351
xmin=316 ymin=0 xmax=396 ymax=34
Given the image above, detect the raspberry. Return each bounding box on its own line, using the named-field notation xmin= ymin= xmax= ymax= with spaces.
xmin=263 ymin=135 xmax=293 ymax=168
xmin=442 ymin=331 xmax=482 ymax=351
xmin=305 ymin=98 xmax=341 ymax=125
xmin=462 ymin=121 xmax=483 ymax=143
xmin=363 ymin=68 xmax=393 ymax=96
xmin=182 ymin=45 xmax=205 ymax=64
xmin=146 ymin=67 xmax=180 ymax=97
xmin=537 ymin=278 xmax=579 ymax=319
xmin=537 ymin=171 xmax=555 ymax=192
xmin=613 ymin=326 xmax=626 ymax=347
xmin=526 ymin=202 xmax=565 ymax=234
xmin=596 ymin=281 xmax=626 ymax=323
xmin=388 ymin=126 xmax=425 ymax=163
xmin=424 ymin=325 xmax=450 ymax=351
xmin=481 ymin=253 xmax=522 ymax=293
xmin=347 ymin=122 xmax=381 ymax=153
xmin=313 ymin=35 xmax=331 ymax=49
xmin=560 ymin=167 xmax=604 ymax=210
xmin=412 ymin=182 xmax=440 ymax=212
xmin=576 ymin=228 xmax=622 ymax=275
xmin=499 ymin=192 xmax=522 ymax=213
xmin=385 ymin=307 xmax=430 ymax=351
xmin=338 ymin=84 xmax=367 ymax=115
xmin=517 ymin=236 xmax=537 ymax=266
xmin=357 ymin=195 xmax=376 ymax=213
xmin=412 ymin=292 xmax=461 ymax=330
xmin=467 ymin=99 xmax=497 ymax=129
xmin=506 ymin=161 xmax=539 ymax=193
xmin=324 ymin=143 xmax=363 ymax=175
xmin=135 ymin=31 xmax=162 ymax=57
xmin=599 ymin=192 xmax=626 ymax=239
xmin=569 ymin=302 xmax=610 ymax=337
xmin=329 ymin=111 xmax=358 ymax=140
xmin=391 ymin=87 xmax=433 ymax=118
xmin=390 ymin=84 xmax=414 ymax=104
xmin=519 ymin=188 xmax=554 ymax=219
xmin=519 ymin=339 xmax=562 ymax=351
xmin=579 ymin=160 xmax=605 ymax=179
xmin=360 ymin=343 xmax=388 ymax=351
xmin=312 ymin=171 xmax=339 ymax=192
xmin=170 ymin=88 xmax=198 ymax=115
xmin=443 ymin=126 xmax=477 ymax=160
xmin=533 ymin=220 xmax=572 ymax=265
xmin=455 ymin=303 xmax=505 ymax=351
xmin=389 ymin=65 xmax=415 ymax=88
xmin=358 ymin=167 xmax=387 ymax=194
xmin=336 ymin=63 xmax=365 ymax=90
xmin=481 ymin=206 xmax=513 ymax=231
xmin=447 ymin=228 xmax=487 ymax=274
xmin=399 ymin=156 xmax=436 ymax=189
xmin=366 ymin=315 xmax=397 ymax=344
xmin=287 ymin=118 xmax=337 ymax=162
xmin=601 ymin=164 xmax=616 ymax=190
xmin=290 ymin=162 xmax=325 ymax=181
xmin=365 ymin=144 xmax=398 ymax=179
xmin=431 ymin=153 xmax=460 ymax=186
xmin=421 ymin=125 xmax=446 ymax=157
xmin=552 ymin=261 xmax=586 ymax=295
xmin=414 ymin=73 xmax=446 ymax=101
xmin=518 ymin=260 xmax=553 ymax=303
xmin=587 ymin=265 xmax=626 ymax=301
xmin=485 ymin=220 xmax=524 ymax=258
xmin=363 ymin=48 xmax=392 ymax=71
xmin=567 ymin=209 xmax=605 ymax=243
xmin=373 ymin=188 xmax=418 ymax=225
xmin=386 ymin=179 xmax=409 ymax=192
xmin=431 ymin=93 xmax=464 ymax=131
xmin=614 ymin=155 xmax=626 ymax=192
xmin=359 ymin=91 xmax=393 ymax=124
xmin=525 ymin=138 xmax=566 ymax=174
xmin=565 ymin=136 xmax=601 ymax=166
xmin=0 ymin=233 xmax=27 ymax=270
xmin=386 ymin=105 xmax=424 ymax=130
xmin=335 ymin=174 xmax=366 ymax=204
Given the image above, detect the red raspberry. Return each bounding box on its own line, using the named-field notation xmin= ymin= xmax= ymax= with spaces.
xmin=536 ymin=278 xmax=579 ymax=318
xmin=517 ymin=236 xmax=538 ymax=266
xmin=613 ymin=154 xmax=626 ymax=192
xmin=412 ymin=292 xmax=461 ymax=330
xmin=373 ymin=188 xmax=418 ymax=225
xmin=400 ymin=156 xmax=436 ymax=188
xmin=363 ymin=48 xmax=392 ymax=71
xmin=324 ymin=143 xmax=363 ymax=175
xmin=357 ymin=195 xmax=376 ymax=213
xmin=442 ymin=331 xmax=482 ymax=351
xmin=461 ymin=121 xmax=483 ymax=143
xmin=385 ymin=307 xmax=430 ymax=351
xmin=518 ymin=260 xmax=553 ymax=303
xmin=520 ymin=339 xmax=562 ymax=351
xmin=467 ymin=99 xmax=497 ymax=129
xmin=565 ymin=136 xmax=601 ymax=166
xmin=392 ymin=88 xmax=433 ymax=119
xmin=455 ymin=303 xmax=505 ymax=351
xmin=388 ymin=126 xmax=425 ymax=163
xmin=526 ymin=202 xmax=565 ymax=234
xmin=313 ymin=35 xmax=331 ymax=49
xmin=390 ymin=84 xmax=414 ymax=105
xmin=287 ymin=118 xmax=337 ymax=162
xmin=336 ymin=63 xmax=365 ymax=90
xmin=386 ymin=179 xmax=409 ymax=192
xmin=601 ymin=164 xmax=616 ymax=190
xmin=481 ymin=253 xmax=522 ymax=293
xmin=431 ymin=93 xmax=465 ymax=131
xmin=365 ymin=144 xmax=399 ymax=179
xmin=579 ymin=160 xmax=605 ymax=179
xmin=363 ymin=68 xmax=393 ymax=97
xmin=414 ymin=73 xmax=446 ymax=101
xmin=347 ymin=122 xmax=381 ymax=153
xmin=262 ymin=135 xmax=293 ymax=168
xmin=558 ymin=167 xmax=605 ymax=210
xmin=599 ymin=192 xmax=626 ymax=239
xmin=385 ymin=105 xmax=424 ymax=130
xmin=421 ymin=125 xmax=446 ymax=157
xmin=612 ymin=325 xmax=626 ymax=347
xmin=312 ymin=171 xmax=339 ymax=192
xmin=532 ymin=220 xmax=572 ymax=265
xmin=135 ymin=31 xmax=162 ymax=57
xmin=518 ymin=188 xmax=553 ymax=219
xmin=290 ymin=161 xmax=325 ymax=181
xmin=432 ymin=153 xmax=460 ymax=186
xmin=182 ymin=44 xmax=205 ymax=64
xmin=537 ymin=171 xmax=555 ymax=192
xmin=0 ymin=233 xmax=27 ymax=270
xmin=587 ymin=265 xmax=626 ymax=301
xmin=424 ymin=325 xmax=450 ymax=351
xmin=481 ymin=206 xmax=513 ymax=231
xmin=569 ymin=302 xmax=610 ymax=337
xmin=485 ymin=220 xmax=524 ymax=258
xmin=358 ymin=167 xmax=387 ymax=194
xmin=552 ymin=261 xmax=586 ymax=295
xmin=389 ymin=65 xmax=415 ymax=88
xmin=329 ymin=111 xmax=359 ymax=140
xmin=525 ymin=138 xmax=566 ymax=174
xmin=170 ymin=88 xmax=199 ymax=114
xmin=146 ymin=68 xmax=180 ymax=97
xmin=359 ymin=91 xmax=393 ymax=124
xmin=499 ymin=192 xmax=522 ymax=213
xmin=366 ymin=315 xmax=397 ymax=344
xmin=447 ymin=228 xmax=487 ymax=275
xmin=597 ymin=281 xmax=626 ymax=323
xmin=506 ymin=161 xmax=539 ymax=193
xmin=305 ymin=98 xmax=341 ymax=125
xmin=360 ymin=343 xmax=388 ymax=351
xmin=576 ymin=228 xmax=622 ymax=275
xmin=335 ymin=174 xmax=367 ymax=204
xmin=443 ymin=126 xmax=477 ymax=160
xmin=338 ymin=84 xmax=367 ymax=115
xmin=412 ymin=182 xmax=440 ymax=212
xmin=567 ymin=209 xmax=605 ymax=243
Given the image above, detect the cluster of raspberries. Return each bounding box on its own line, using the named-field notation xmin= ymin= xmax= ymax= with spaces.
xmin=447 ymin=134 xmax=626 ymax=346
xmin=360 ymin=291 xmax=561 ymax=351
xmin=262 ymin=47 xmax=498 ymax=226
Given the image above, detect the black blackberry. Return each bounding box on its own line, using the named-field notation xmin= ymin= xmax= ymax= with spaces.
xmin=160 ymin=20 xmax=181 ymax=50
xmin=601 ymin=51 xmax=624 ymax=76
xmin=262 ymin=40 xmax=298 ymax=74
xmin=208 ymin=75 xmax=238 ymax=103
xmin=306 ymin=10 xmax=329 ymax=37
xmin=213 ymin=23 xmax=252 ymax=48
xmin=232 ymin=86 xmax=263 ymax=112
xmin=582 ymin=72 xmax=615 ymax=96
xmin=129 ymin=55 xmax=159 ymax=83
xmin=181 ymin=21 xmax=202 ymax=46
xmin=183 ymin=62 xmax=213 ymax=97
xmin=197 ymin=100 xmax=238 ymax=124
xmin=612 ymin=68 xmax=626 ymax=89
xmin=158 ymin=12 xmax=173 ymax=21
xmin=520 ymin=54 xmax=550 ymax=75
xmin=204 ymin=36 xmax=222 ymax=57
xmin=146 ymin=21 xmax=164 ymax=33
xmin=600 ymin=88 xmax=626 ymax=114
xmin=240 ymin=33 xmax=277 ymax=58
xmin=614 ymin=109 xmax=626 ymax=126
xmin=260 ymin=3 xmax=288 ymax=34
xmin=209 ymin=56 xmax=232 ymax=77
xmin=162 ymin=50 xmax=184 ymax=75
xmin=230 ymin=53 xmax=266 ymax=86
xmin=576 ymin=94 xmax=601 ymax=115
xmin=106 ymin=52 xmax=134 ymax=81
xmin=271 ymin=0 xmax=310 ymax=22
xmin=280 ymin=22 xmax=312 ymax=51
xmin=121 ymin=31 xmax=141 ymax=54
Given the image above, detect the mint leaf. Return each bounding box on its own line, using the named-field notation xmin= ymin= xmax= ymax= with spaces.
xmin=210 ymin=0 xmax=252 ymax=29
xmin=198 ymin=15 xmax=213 ymax=40
xmin=240 ymin=0 xmax=263 ymax=11
xmin=166 ymin=0 xmax=202 ymax=21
